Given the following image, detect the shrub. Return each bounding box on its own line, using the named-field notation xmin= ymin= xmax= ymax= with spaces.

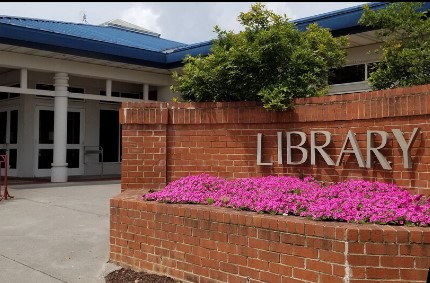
xmin=171 ymin=3 xmax=347 ymax=111
xmin=359 ymin=2 xmax=430 ymax=89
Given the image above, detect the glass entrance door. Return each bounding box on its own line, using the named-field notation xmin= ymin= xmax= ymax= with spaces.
xmin=0 ymin=109 xmax=18 ymax=177
xmin=34 ymin=107 xmax=84 ymax=177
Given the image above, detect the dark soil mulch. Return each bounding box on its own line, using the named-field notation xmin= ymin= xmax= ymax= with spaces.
xmin=105 ymin=268 xmax=182 ymax=283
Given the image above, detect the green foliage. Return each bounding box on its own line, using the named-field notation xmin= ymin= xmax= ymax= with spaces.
xmin=171 ymin=3 xmax=348 ymax=111
xmin=359 ymin=2 xmax=430 ymax=89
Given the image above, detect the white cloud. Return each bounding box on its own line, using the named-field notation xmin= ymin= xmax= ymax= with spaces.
xmin=120 ymin=4 xmax=162 ymax=34
xmin=265 ymin=2 xmax=297 ymax=20
xmin=211 ymin=3 xmax=245 ymax=34
xmin=209 ymin=2 xmax=298 ymax=36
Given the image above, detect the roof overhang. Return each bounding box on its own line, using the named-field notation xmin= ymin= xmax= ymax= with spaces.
xmin=165 ymin=41 xmax=213 ymax=69
xmin=293 ymin=2 xmax=430 ymax=36
xmin=0 ymin=23 xmax=169 ymax=69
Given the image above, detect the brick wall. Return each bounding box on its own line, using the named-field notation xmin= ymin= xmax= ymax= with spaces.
xmin=121 ymin=84 xmax=430 ymax=195
xmin=110 ymin=190 xmax=430 ymax=283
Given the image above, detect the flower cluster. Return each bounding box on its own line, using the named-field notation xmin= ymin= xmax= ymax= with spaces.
xmin=143 ymin=174 xmax=430 ymax=226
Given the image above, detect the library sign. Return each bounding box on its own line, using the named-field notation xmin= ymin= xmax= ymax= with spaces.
xmin=256 ymin=128 xmax=420 ymax=170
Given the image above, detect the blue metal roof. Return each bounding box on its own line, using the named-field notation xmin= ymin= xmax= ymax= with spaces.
xmin=166 ymin=41 xmax=213 ymax=64
xmin=293 ymin=2 xmax=387 ymax=32
xmin=0 ymin=2 xmax=429 ymax=69
xmin=0 ymin=16 xmax=186 ymax=52
xmin=0 ymin=15 xmax=190 ymax=68
xmin=293 ymin=2 xmax=430 ymax=36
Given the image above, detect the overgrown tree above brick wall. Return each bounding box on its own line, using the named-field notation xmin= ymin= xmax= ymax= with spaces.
xmin=359 ymin=2 xmax=430 ymax=90
xmin=171 ymin=3 xmax=348 ymax=111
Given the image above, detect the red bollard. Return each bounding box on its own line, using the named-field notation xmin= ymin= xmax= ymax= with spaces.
xmin=0 ymin=155 xmax=13 ymax=201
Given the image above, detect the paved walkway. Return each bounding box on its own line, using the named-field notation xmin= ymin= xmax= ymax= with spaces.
xmin=0 ymin=180 xmax=121 ymax=283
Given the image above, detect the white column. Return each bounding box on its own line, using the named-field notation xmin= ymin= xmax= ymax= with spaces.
xmin=20 ymin=68 xmax=27 ymax=89
xmin=51 ymin=72 xmax=69 ymax=182
xmin=106 ymin=79 xmax=112 ymax=97
xmin=143 ymin=84 xmax=149 ymax=100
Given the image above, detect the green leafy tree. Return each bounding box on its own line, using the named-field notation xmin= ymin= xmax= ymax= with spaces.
xmin=171 ymin=3 xmax=348 ymax=111
xmin=359 ymin=2 xmax=430 ymax=90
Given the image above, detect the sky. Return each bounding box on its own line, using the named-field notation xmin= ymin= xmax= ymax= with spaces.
xmin=1 ymin=2 xmax=368 ymax=44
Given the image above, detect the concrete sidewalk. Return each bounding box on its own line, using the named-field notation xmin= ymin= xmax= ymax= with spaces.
xmin=0 ymin=180 xmax=121 ymax=283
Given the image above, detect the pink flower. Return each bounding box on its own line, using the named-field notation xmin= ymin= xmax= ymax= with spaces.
xmin=142 ymin=174 xmax=430 ymax=227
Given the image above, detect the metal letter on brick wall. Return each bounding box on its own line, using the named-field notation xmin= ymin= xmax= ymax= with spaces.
xmin=257 ymin=133 xmax=272 ymax=166
xmin=366 ymin=131 xmax=391 ymax=170
xmin=310 ymin=131 xmax=335 ymax=166
xmin=336 ymin=130 xmax=365 ymax=167
xmin=286 ymin=131 xmax=308 ymax=165
xmin=277 ymin=132 xmax=283 ymax=165
xmin=392 ymin=128 xmax=420 ymax=169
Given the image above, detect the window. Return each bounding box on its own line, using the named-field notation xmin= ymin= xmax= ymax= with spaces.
xmin=329 ymin=64 xmax=365 ymax=85
xmin=0 ymin=84 xmax=20 ymax=100
xmin=10 ymin=110 xmax=18 ymax=145
xmin=99 ymin=89 xmax=158 ymax=100
xmin=36 ymin=84 xmax=55 ymax=91
xmin=100 ymin=90 xmax=120 ymax=97
xmin=0 ymin=110 xmax=18 ymax=169
xmin=121 ymin=92 xmax=142 ymax=99
xmin=68 ymin=87 xmax=85 ymax=101
xmin=38 ymin=149 xmax=53 ymax=169
xmin=0 ymin=112 xmax=6 ymax=144
xmin=68 ymin=87 xmax=84 ymax=94
xmin=328 ymin=63 xmax=377 ymax=85
xmin=36 ymin=84 xmax=84 ymax=100
xmin=99 ymin=110 xmax=120 ymax=162
xmin=67 ymin=149 xmax=79 ymax=168
xmin=39 ymin=110 xmax=54 ymax=144
xmin=100 ymin=90 xmax=141 ymax=99
xmin=0 ymin=92 xmax=8 ymax=100
xmin=9 ymin=149 xmax=17 ymax=169
xmin=149 ymin=90 xmax=158 ymax=101
xmin=67 ymin=112 xmax=80 ymax=144
xmin=37 ymin=110 xmax=82 ymax=169
xmin=37 ymin=149 xmax=82 ymax=170
xmin=367 ymin=62 xmax=378 ymax=77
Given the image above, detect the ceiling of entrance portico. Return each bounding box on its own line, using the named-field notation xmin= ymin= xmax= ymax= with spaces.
xmin=347 ymin=30 xmax=381 ymax=48
xmin=0 ymin=66 xmax=12 ymax=75
xmin=0 ymin=43 xmax=172 ymax=75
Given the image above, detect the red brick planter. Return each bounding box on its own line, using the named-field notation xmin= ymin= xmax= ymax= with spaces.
xmin=110 ymin=190 xmax=430 ymax=283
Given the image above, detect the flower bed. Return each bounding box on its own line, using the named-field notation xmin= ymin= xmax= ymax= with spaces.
xmin=143 ymin=174 xmax=430 ymax=226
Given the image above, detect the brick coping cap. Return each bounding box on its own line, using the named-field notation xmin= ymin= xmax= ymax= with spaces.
xmin=121 ymin=83 xmax=430 ymax=110
xmin=111 ymin=189 xmax=430 ymax=243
